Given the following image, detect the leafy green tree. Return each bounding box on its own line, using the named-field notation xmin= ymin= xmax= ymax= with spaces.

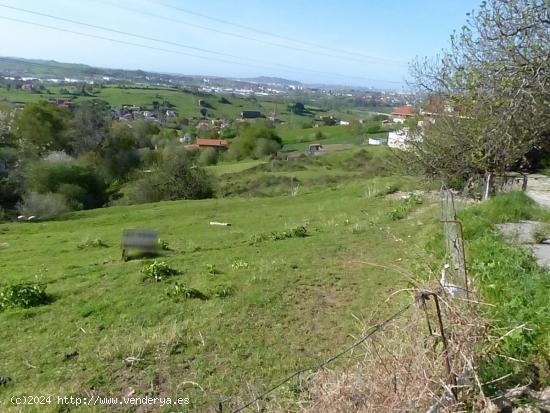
xmin=101 ymin=123 xmax=139 ymax=179
xmin=68 ymin=100 xmax=111 ymax=155
xmin=198 ymin=147 xmax=219 ymax=166
xmin=151 ymin=128 xmax=178 ymax=149
xmin=289 ymin=102 xmax=305 ymax=115
xmin=24 ymin=160 xmax=109 ymax=209
xmin=226 ymin=121 xmax=282 ymax=160
xmin=14 ymin=101 xmax=70 ymax=157
xmin=132 ymin=120 xmax=160 ymax=148
xmin=130 ymin=148 xmax=212 ymax=203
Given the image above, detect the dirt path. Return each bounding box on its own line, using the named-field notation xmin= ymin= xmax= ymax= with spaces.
xmin=526 ymin=174 xmax=550 ymax=208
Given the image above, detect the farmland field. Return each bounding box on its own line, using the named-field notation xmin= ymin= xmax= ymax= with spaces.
xmin=0 ymin=85 xmax=390 ymax=126
xmin=0 ymin=174 xmax=435 ymax=412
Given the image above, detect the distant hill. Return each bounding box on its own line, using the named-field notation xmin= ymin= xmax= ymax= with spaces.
xmin=239 ymin=76 xmax=303 ymax=87
xmin=0 ymin=57 xmax=194 ymax=84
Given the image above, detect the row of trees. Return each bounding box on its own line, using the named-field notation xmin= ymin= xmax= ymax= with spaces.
xmin=408 ymin=0 xmax=549 ymax=189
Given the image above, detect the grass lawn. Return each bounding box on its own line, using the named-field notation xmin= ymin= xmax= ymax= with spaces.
xmin=205 ymin=160 xmax=265 ymax=176
xmin=0 ymin=179 xmax=433 ymax=412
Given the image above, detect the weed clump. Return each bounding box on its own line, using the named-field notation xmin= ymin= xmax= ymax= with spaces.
xmin=207 ymin=284 xmax=235 ymax=298
xmin=206 ymin=263 xmax=221 ymax=275
xmin=0 ymin=283 xmax=51 ymax=310
xmin=77 ymin=236 xmax=108 ymax=249
xmin=532 ymin=224 xmax=550 ymax=244
xmin=250 ymin=225 xmax=308 ymax=244
xmin=166 ymin=283 xmax=208 ymax=300
xmin=231 ymin=259 xmax=249 ymax=270
xmin=387 ymin=194 xmax=423 ymax=221
xmin=141 ymin=260 xmax=178 ymax=281
xmin=158 ymin=239 xmax=171 ymax=251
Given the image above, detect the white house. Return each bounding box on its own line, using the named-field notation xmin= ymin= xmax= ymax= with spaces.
xmin=388 ymin=128 xmax=422 ymax=150
xmin=368 ymin=137 xmax=385 ymax=146
xmin=339 ymin=120 xmax=350 ymax=126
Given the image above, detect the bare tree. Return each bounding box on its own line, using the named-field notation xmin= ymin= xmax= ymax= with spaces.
xmin=408 ymin=0 xmax=550 ymax=191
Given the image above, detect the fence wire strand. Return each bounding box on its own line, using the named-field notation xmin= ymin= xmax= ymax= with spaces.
xmin=227 ymin=295 xmax=421 ymax=413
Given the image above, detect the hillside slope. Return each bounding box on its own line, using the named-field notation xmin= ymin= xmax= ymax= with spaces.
xmin=0 ymin=180 xmax=432 ymax=411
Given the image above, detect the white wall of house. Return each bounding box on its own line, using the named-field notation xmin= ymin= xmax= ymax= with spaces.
xmin=388 ymin=128 xmax=422 ymax=150
xmin=368 ymin=138 xmax=384 ymax=145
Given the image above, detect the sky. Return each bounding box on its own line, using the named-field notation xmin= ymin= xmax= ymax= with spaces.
xmin=0 ymin=0 xmax=482 ymax=88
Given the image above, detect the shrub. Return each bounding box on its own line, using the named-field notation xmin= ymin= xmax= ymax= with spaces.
xmin=0 ymin=283 xmax=50 ymax=310
xmin=57 ymin=183 xmax=86 ymax=210
xmin=25 ymin=160 xmax=109 ymax=209
xmin=16 ymin=192 xmax=69 ymax=220
xmin=166 ymin=283 xmax=208 ymax=300
xmin=198 ymin=147 xmax=219 ymax=166
xmin=226 ymin=122 xmax=282 ymax=160
xmin=254 ymin=138 xmax=280 ymax=158
xmin=130 ymin=150 xmax=213 ymax=204
xmin=141 ymin=260 xmax=178 ymax=282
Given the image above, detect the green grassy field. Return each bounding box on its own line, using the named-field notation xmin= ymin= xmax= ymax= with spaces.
xmin=214 ymin=148 xmax=407 ymax=198
xmin=0 ymin=176 xmax=434 ymax=412
xmin=0 ymin=86 xmax=388 ymax=127
xmin=205 ymin=160 xmax=265 ymax=176
xmin=0 ymin=86 xmax=296 ymax=122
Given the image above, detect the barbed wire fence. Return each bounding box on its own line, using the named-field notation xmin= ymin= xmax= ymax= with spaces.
xmin=213 ymin=186 xmax=483 ymax=413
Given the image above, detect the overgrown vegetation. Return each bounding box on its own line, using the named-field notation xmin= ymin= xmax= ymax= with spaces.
xmin=250 ymin=225 xmax=308 ymax=244
xmin=141 ymin=260 xmax=178 ymax=282
xmin=0 ymin=282 xmax=50 ymax=310
xmin=387 ymin=194 xmax=423 ymax=220
xmin=458 ymin=192 xmax=550 ymax=391
xmin=166 ymin=282 xmax=208 ymax=300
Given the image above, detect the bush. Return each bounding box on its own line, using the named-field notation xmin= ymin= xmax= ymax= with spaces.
xmin=198 ymin=147 xmax=219 ymax=166
xmin=17 ymin=192 xmax=69 ymax=220
xmin=25 ymin=161 xmax=109 ymax=209
xmin=226 ymin=122 xmax=282 ymax=160
xmin=141 ymin=260 xmax=178 ymax=282
xmin=254 ymin=138 xmax=280 ymax=158
xmin=130 ymin=151 xmax=213 ymax=204
xmin=0 ymin=283 xmax=50 ymax=310
xmin=57 ymin=183 xmax=86 ymax=210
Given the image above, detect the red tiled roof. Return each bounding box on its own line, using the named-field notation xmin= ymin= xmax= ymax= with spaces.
xmin=391 ymin=106 xmax=416 ymax=117
xmin=196 ymin=138 xmax=229 ymax=148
